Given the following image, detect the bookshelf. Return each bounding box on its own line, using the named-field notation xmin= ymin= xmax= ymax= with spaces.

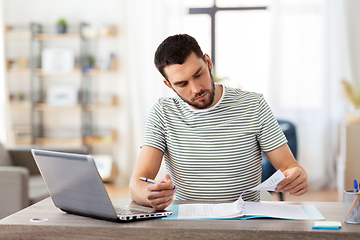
xmin=4 ymin=23 xmax=119 ymax=153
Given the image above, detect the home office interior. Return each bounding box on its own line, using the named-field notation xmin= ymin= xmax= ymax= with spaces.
xmin=0 ymin=0 xmax=359 ymax=226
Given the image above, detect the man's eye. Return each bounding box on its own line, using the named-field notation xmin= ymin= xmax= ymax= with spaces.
xmin=194 ymin=73 xmax=201 ymax=78
xmin=180 ymin=82 xmax=188 ymax=87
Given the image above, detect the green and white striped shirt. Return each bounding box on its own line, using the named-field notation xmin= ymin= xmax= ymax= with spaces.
xmin=142 ymin=85 xmax=287 ymax=201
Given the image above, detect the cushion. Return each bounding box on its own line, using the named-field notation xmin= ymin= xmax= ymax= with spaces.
xmin=29 ymin=175 xmax=49 ymax=205
xmin=0 ymin=143 xmax=12 ymax=166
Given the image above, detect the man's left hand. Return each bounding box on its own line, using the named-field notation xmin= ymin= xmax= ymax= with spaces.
xmin=275 ymin=167 xmax=309 ymax=196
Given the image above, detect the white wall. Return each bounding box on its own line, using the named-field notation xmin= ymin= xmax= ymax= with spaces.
xmin=3 ymin=0 xmax=120 ymax=25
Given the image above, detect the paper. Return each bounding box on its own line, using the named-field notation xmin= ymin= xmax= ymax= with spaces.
xmin=167 ymin=202 xmax=324 ymax=220
xmin=237 ymin=169 xmax=285 ymax=204
xmin=165 ymin=170 xmax=324 ymax=220
xmin=177 ymin=170 xmax=285 ymax=219
xmin=176 ymin=170 xmax=285 ymax=219
xmin=178 ymin=201 xmax=242 ymax=219
xmin=243 ymin=202 xmax=308 ymax=219
xmin=249 ymin=169 xmax=285 ymax=191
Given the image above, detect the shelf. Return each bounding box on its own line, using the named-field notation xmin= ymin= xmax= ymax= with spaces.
xmin=6 ymin=68 xmax=82 ymax=76
xmin=35 ymin=138 xmax=83 ymax=146
xmin=5 ymin=32 xmax=31 ymax=40
xmin=10 ymin=101 xmax=32 ymax=109
xmin=14 ymin=137 xmax=33 ymax=145
xmin=85 ymin=104 xmax=117 ymax=111
xmin=6 ymin=68 xmax=31 ymax=75
xmin=34 ymin=33 xmax=81 ymax=41
xmin=83 ymin=34 xmax=117 ymax=40
xmin=35 ymin=104 xmax=82 ymax=111
xmin=84 ymin=69 xmax=118 ymax=76
xmin=84 ymin=130 xmax=116 ymax=145
xmin=33 ymin=33 xmax=117 ymax=41
xmin=35 ymin=68 xmax=82 ymax=76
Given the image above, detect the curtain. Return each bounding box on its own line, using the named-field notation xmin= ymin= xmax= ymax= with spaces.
xmin=117 ymin=0 xmax=186 ymax=183
xmin=268 ymin=0 xmax=351 ymax=189
xmin=0 ymin=0 xmax=8 ymax=144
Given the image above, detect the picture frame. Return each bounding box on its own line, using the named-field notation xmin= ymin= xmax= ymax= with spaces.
xmin=42 ymin=48 xmax=75 ymax=72
xmin=46 ymin=85 xmax=78 ymax=106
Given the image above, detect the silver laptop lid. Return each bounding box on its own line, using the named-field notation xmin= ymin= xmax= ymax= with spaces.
xmin=31 ymin=149 xmax=118 ymax=220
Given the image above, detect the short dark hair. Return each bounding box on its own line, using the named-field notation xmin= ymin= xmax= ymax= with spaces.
xmin=154 ymin=34 xmax=205 ymax=80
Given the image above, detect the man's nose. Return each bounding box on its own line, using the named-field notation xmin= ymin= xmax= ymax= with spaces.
xmin=190 ymin=81 xmax=202 ymax=94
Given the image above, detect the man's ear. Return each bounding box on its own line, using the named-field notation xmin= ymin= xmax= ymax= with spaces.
xmin=204 ymin=53 xmax=213 ymax=72
xmin=163 ymin=79 xmax=173 ymax=89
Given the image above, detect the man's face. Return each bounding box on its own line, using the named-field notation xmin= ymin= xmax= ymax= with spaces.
xmin=163 ymin=53 xmax=215 ymax=110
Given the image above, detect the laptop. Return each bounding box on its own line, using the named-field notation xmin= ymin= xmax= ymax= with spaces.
xmin=31 ymin=149 xmax=172 ymax=222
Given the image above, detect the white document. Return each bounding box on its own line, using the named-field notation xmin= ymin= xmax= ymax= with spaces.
xmin=249 ymin=169 xmax=285 ymax=191
xmin=243 ymin=202 xmax=309 ymax=219
xmin=178 ymin=201 xmax=242 ymax=219
xmin=176 ymin=170 xmax=290 ymax=219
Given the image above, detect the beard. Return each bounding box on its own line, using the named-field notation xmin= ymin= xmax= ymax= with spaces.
xmin=175 ymin=71 xmax=216 ymax=110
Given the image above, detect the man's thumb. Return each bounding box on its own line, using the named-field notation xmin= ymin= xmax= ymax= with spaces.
xmin=163 ymin=174 xmax=172 ymax=183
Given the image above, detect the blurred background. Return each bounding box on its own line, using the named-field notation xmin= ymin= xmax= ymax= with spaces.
xmin=1 ymin=0 xmax=360 ymax=214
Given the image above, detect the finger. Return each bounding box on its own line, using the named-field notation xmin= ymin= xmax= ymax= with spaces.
xmin=147 ymin=184 xmax=177 ymax=199
xmin=281 ymin=173 xmax=308 ymax=192
xmin=163 ymin=174 xmax=172 ymax=182
xmin=281 ymin=171 xmax=300 ymax=187
xmin=280 ymin=177 xmax=301 ymax=192
xmin=276 ymin=178 xmax=296 ymax=192
xmin=148 ymin=194 xmax=172 ymax=206
xmin=149 ymin=195 xmax=174 ymax=210
xmin=276 ymin=170 xmax=302 ymax=192
xmin=290 ymin=184 xmax=309 ymax=196
xmin=283 ymin=181 xmax=307 ymax=194
xmin=148 ymin=189 xmax=176 ymax=200
xmin=148 ymin=182 xmax=175 ymax=191
xmin=162 ymin=174 xmax=176 ymax=189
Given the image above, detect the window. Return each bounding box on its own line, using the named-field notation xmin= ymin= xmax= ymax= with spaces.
xmin=183 ymin=0 xmax=270 ymax=96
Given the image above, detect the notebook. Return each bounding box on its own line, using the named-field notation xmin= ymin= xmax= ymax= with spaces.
xmin=31 ymin=149 xmax=172 ymax=222
xmin=164 ymin=170 xmax=324 ymax=220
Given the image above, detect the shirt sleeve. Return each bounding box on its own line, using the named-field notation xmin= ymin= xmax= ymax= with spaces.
xmin=141 ymin=101 xmax=167 ymax=152
xmin=256 ymin=95 xmax=288 ymax=152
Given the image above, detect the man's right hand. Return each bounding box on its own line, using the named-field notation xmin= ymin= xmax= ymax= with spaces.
xmin=146 ymin=174 xmax=176 ymax=210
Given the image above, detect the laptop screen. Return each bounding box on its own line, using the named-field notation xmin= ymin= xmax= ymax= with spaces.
xmin=31 ymin=149 xmax=118 ymax=220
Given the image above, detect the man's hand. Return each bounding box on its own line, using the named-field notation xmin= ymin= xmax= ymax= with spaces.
xmin=275 ymin=167 xmax=309 ymax=196
xmin=146 ymin=174 xmax=177 ymax=210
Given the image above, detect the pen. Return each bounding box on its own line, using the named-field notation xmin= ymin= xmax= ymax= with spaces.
xmin=354 ymin=179 xmax=359 ymax=192
xmin=139 ymin=177 xmax=176 ymax=189
xmin=139 ymin=177 xmax=162 ymax=184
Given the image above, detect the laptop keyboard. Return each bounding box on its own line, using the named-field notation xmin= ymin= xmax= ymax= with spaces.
xmin=114 ymin=207 xmax=150 ymax=216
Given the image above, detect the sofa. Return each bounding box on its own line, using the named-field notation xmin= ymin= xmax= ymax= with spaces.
xmin=0 ymin=143 xmax=87 ymax=219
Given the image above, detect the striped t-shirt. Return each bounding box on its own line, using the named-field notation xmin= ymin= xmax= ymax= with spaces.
xmin=141 ymin=85 xmax=287 ymax=201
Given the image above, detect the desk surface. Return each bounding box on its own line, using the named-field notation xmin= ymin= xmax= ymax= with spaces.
xmin=0 ymin=198 xmax=359 ymax=240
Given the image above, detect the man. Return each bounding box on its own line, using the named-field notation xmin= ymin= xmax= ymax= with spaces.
xmin=129 ymin=34 xmax=308 ymax=210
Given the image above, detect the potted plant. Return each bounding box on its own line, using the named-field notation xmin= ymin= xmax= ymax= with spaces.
xmin=56 ymin=18 xmax=67 ymax=34
xmin=342 ymin=79 xmax=360 ymax=122
xmin=87 ymin=55 xmax=95 ymax=68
